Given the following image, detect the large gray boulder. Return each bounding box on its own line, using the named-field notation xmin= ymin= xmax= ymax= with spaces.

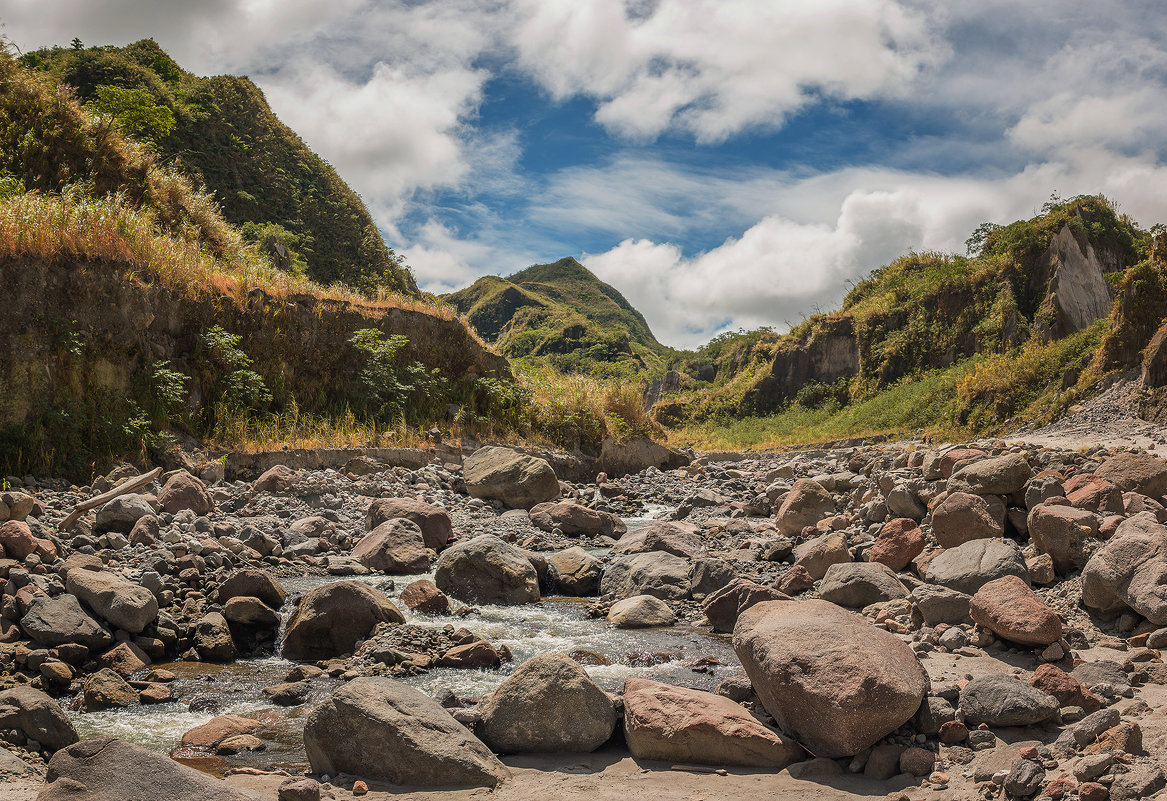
xmin=0 ymin=686 xmax=78 ymax=751
xmin=464 ymin=446 xmax=559 ymax=509
xmin=282 ymin=581 xmax=404 ymax=661
xmin=547 ymin=547 xmax=603 ymax=596
xmin=478 ymin=654 xmax=616 ymax=753
xmin=1028 ymin=504 xmax=1099 ymax=573
xmin=216 ymin=569 xmax=287 ymax=610
xmin=1081 ymin=513 xmax=1167 ymax=623
xmin=818 ymin=562 xmax=907 ymax=608
xmin=947 ymin=453 xmax=1033 ymax=496
xmin=351 ymin=518 xmax=431 ymax=574
xmin=612 ymin=520 xmax=705 ymax=559
xmin=733 ymin=600 xmax=928 ymax=758
xmin=94 ymin=494 xmax=154 ymax=533
xmin=39 ymin=737 xmax=264 ymax=800
xmin=66 ymin=569 xmax=158 ymax=634
xmin=924 ymin=539 xmax=1029 ymax=594
xmin=530 ymin=501 xmax=626 ymax=538
xmin=959 ymin=674 xmax=1058 ymax=727
xmin=434 ymin=534 xmax=540 ymax=605
xmin=304 ymin=677 xmax=509 ymax=787
xmin=600 ymin=551 xmax=691 ymax=601
xmin=365 ymin=497 xmax=452 ymax=550
xmin=20 ymin=595 xmax=113 ymax=650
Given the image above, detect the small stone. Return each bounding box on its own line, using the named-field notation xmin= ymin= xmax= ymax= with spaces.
xmin=938 ymin=720 xmax=968 ymax=744
xmin=352 ymin=780 xmax=368 ymax=795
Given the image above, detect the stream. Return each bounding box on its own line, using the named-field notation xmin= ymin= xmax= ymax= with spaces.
xmin=69 ymin=509 xmax=739 ymax=771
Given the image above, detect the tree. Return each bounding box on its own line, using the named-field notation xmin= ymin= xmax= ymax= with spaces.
xmin=92 ymin=84 xmax=175 ymax=142
xmin=70 ymin=37 xmax=83 ymax=50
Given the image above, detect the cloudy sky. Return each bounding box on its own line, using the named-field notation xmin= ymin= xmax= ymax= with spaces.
xmin=5 ymin=1 xmax=1167 ymax=347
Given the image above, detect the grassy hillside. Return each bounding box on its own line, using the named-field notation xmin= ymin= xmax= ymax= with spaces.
xmin=20 ymin=39 xmax=417 ymax=295
xmin=445 ymin=257 xmax=674 ymax=375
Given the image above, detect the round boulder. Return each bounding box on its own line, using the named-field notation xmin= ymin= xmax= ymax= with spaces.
xmin=158 ymin=472 xmax=214 ymax=515
xmin=607 ymin=594 xmax=677 ymax=628
xmin=365 ymin=497 xmax=452 ymax=550
xmin=434 ymin=534 xmax=540 ymax=605
xmin=351 ymin=518 xmax=431 ymax=574
xmin=282 ymin=581 xmax=405 ymax=661
xmin=463 ymin=446 xmax=559 ymax=509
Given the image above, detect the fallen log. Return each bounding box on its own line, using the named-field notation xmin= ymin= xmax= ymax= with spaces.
xmin=58 ymin=467 xmax=163 ymax=531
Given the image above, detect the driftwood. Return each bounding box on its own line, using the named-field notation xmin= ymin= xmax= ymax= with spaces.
xmin=669 ymin=765 xmax=729 ymax=775
xmin=57 ymin=467 xmax=163 ymax=531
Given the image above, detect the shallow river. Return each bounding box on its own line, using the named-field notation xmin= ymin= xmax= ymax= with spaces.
xmin=70 ymin=509 xmax=739 ymax=769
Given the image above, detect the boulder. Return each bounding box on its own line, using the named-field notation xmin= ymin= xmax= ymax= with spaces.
xmin=622 ymin=677 xmax=801 ymax=768
xmin=530 ymin=501 xmax=626 ymax=538
xmin=1028 ymin=504 xmax=1099 ymax=573
xmin=39 ymin=737 xmax=265 ymax=801
xmin=1064 ymin=475 xmax=1124 ymax=514
xmin=958 ymin=674 xmax=1058 ymax=727
xmin=303 ymin=677 xmax=509 ymax=787
xmin=0 ymin=520 xmax=54 ymax=561
xmin=400 ymin=579 xmax=449 ymax=615
xmin=1095 ymin=452 xmax=1167 ymax=498
xmin=181 ymin=715 xmax=264 ymax=749
xmin=253 ymin=464 xmax=299 ymax=493
xmin=20 ymin=595 xmax=112 ymax=650
xmin=612 ymin=520 xmax=705 ymax=559
xmin=222 ymin=596 xmax=280 ymax=627
xmin=194 ymin=612 xmax=236 ymax=662
xmin=600 ymin=551 xmax=691 ymax=601
xmin=775 ymin=479 xmax=835 ymax=536
xmin=83 ymin=668 xmax=138 ymax=711
xmin=96 ymin=641 xmax=149 ymax=676
xmin=931 ymin=492 xmax=1005 ymax=548
xmin=94 ymin=493 xmax=156 ymax=532
xmin=351 ymin=518 xmax=431 ymax=574
xmin=702 ymin=578 xmax=789 ymax=633
xmin=924 ymin=539 xmax=1030 ymax=595
xmin=969 ymin=575 xmax=1063 ymax=646
xmin=282 ymin=581 xmax=404 ymax=661
xmin=607 ymin=595 xmax=677 ymax=628
xmin=478 ymin=654 xmax=616 ymax=753
xmin=0 ymin=686 xmax=78 ymax=751
xmin=216 ymin=569 xmax=287 ymax=610
xmin=1081 ymin=513 xmax=1167 ymax=622
xmin=792 ymin=531 xmax=851 ymax=580
xmin=434 ymin=534 xmax=540 ymax=605
xmin=868 ymin=518 xmax=925 ymax=572
xmin=818 ymin=562 xmax=908 ymax=608
xmin=66 ymin=569 xmax=158 ymax=634
xmin=948 ymin=453 xmax=1033 ymax=496
xmin=940 ymin=448 xmax=988 ymax=479
xmin=365 ymin=497 xmax=452 ymax=550
xmin=547 ymin=547 xmax=603 ymax=596
xmin=733 ymin=600 xmax=929 ymax=758
xmin=438 ymin=641 xmax=500 ymax=669
xmin=463 ymin=446 xmax=559 ymax=509
xmin=158 ymin=472 xmax=214 ymax=515
xmin=909 ymin=584 xmax=971 ymax=625
xmin=596 ymin=436 xmax=689 ymax=477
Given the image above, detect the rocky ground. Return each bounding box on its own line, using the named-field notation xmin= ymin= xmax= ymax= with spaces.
xmin=4 ymin=437 xmax=1167 ymax=800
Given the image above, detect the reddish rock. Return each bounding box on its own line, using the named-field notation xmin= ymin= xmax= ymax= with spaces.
xmin=773 ymin=565 xmax=814 ymax=595
xmin=940 ymin=448 xmax=987 ymax=479
xmin=702 ymin=579 xmax=789 ymax=633
xmin=96 ymin=641 xmax=149 ymax=676
xmin=1045 ymin=777 xmax=1075 ymax=800
xmin=139 ymin=683 xmax=174 ymax=704
xmin=931 ymin=492 xmax=1004 ymax=548
xmin=969 ymin=575 xmax=1063 ymax=646
xmin=938 ymin=720 xmax=968 ymax=744
xmin=1095 ymin=451 xmax=1167 ymax=497
xmin=253 ymin=464 xmax=299 ymax=493
xmin=158 ymin=472 xmax=214 ymax=515
xmin=180 ymin=714 xmax=264 ymax=749
xmin=351 ymin=519 xmax=431 ymax=574
xmin=438 ymin=641 xmax=500 ymax=669
xmin=365 ymin=497 xmax=454 ymax=550
xmin=622 ymin=677 xmax=801 ymax=768
xmin=1078 ymin=781 xmax=1108 ymax=801
xmin=868 ymin=518 xmax=925 ymax=572
xmin=612 ymin=520 xmax=705 ymax=559
xmin=1029 ymin=664 xmax=1102 ymax=712
xmin=400 ymin=579 xmax=449 ymax=615
xmin=1084 ymin=722 xmax=1142 ymax=755
xmin=775 ymin=480 xmax=835 ymax=536
xmin=0 ymin=520 xmax=54 ymax=561
xmin=1064 ymin=475 xmax=1124 ymax=514
xmin=899 ymin=746 xmax=935 ymax=776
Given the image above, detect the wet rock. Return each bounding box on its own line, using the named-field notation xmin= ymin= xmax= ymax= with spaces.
xmin=931 ymin=492 xmax=1005 ymax=548
xmin=0 ymin=686 xmax=78 ymax=751
xmin=478 ymin=654 xmax=616 ymax=753
xmin=194 ymin=612 xmax=236 ymax=662
xmin=365 ymin=497 xmax=453 ymax=550
xmin=612 ymin=520 xmax=705 ymax=559
xmin=818 ymin=561 xmax=907 ymax=608
xmin=66 ymin=568 xmax=159 ymax=634
xmin=400 ymin=579 xmax=449 ymax=614
xmin=868 ymin=518 xmax=925 ymax=572
xmin=924 ymin=538 xmax=1030 ymax=595
xmin=464 ymin=446 xmax=559 ymax=509
xmin=958 ymin=674 xmax=1058 ymax=727
xmin=548 ymin=547 xmax=603 ymax=596
xmin=601 ymin=551 xmax=691 ymax=601
xmin=969 ymin=575 xmax=1063 ymax=646
xmin=83 ymin=668 xmax=139 ymax=711
xmin=608 ymin=594 xmax=677 ymax=628
xmin=40 ymin=737 xmax=265 ymax=801
xmin=216 ymin=569 xmax=287 ymax=610
xmin=775 ymin=479 xmax=835 ymax=535
xmin=702 ymin=578 xmax=789 ymax=633
xmin=438 ymin=641 xmax=501 ymax=668
xmin=158 ymin=472 xmax=214 ymax=515
xmin=352 ymin=518 xmax=431 ymax=574
xmin=530 ymin=500 xmax=626 ymax=538
xmin=734 ymin=599 xmax=928 ymax=758
xmin=181 ymin=715 xmax=264 ymax=749
xmin=303 ymin=677 xmax=509 ymax=786
xmin=20 ymin=594 xmax=112 ymax=650
xmin=263 ymin=682 xmax=312 ymax=707
xmin=282 ymin=580 xmax=405 ymax=661
xmin=222 ymin=596 xmax=280 ymax=627
xmin=434 ymin=534 xmax=541 ymax=605
xmin=623 ymin=677 xmax=801 ymax=768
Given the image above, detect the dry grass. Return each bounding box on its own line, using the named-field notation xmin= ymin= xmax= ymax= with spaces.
xmin=207 ymin=402 xmax=429 ymax=452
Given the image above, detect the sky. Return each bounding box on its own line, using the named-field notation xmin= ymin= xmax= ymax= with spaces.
xmin=5 ymin=1 xmax=1167 ymax=348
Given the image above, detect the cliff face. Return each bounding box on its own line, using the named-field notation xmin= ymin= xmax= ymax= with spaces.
xmin=0 ymin=258 xmax=508 ymax=429
xmin=1039 ymin=224 xmax=1115 ymax=339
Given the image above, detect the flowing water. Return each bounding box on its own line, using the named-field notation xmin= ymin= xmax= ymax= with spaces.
xmin=71 ymin=507 xmax=738 ymax=768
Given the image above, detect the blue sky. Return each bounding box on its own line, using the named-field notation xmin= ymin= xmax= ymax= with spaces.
xmin=6 ymin=1 xmax=1167 ymax=347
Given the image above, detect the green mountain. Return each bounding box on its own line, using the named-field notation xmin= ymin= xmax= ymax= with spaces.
xmin=21 ymin=39 xmax=417 ymax=295
xmin=445 ymin=257 xmax=672 ymax=374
